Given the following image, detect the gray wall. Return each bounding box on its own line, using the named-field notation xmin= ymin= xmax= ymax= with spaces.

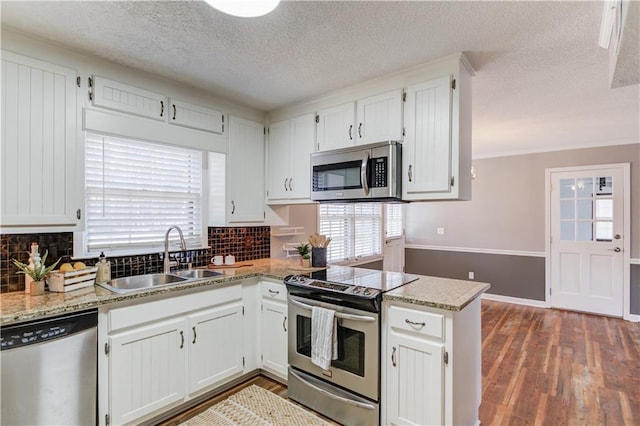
xmin=405 ymin=144 xmax=640 ymax=313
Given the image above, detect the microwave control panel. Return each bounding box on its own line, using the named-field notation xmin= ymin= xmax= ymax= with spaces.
xmin=371 ymin=157 xmax=387 ymax=188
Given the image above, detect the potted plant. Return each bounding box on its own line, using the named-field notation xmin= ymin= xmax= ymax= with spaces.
xmin=12 ymin=250 xmax=60 ymax=295
xmin=296 ymin=243 xmax=311 ymax=267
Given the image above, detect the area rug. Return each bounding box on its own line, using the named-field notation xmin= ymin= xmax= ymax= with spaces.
xmin=180 ymin=385 xmax=331 ymax=426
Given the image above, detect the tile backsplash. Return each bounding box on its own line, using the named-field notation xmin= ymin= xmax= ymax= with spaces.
xmin=0 ymin=226 xmax=270 ymax=293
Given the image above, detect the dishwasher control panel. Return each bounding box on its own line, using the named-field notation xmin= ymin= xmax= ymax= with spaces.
xmin=1 ymin=323 xmax=72 ymax=349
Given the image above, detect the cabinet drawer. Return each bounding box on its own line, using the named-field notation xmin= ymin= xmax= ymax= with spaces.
xmin=388 ymin=305 xmax=444 ymax=340
xmin=261 ymin=281 xmax=287 ymax=302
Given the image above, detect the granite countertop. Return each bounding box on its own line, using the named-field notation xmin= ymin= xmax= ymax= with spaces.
xmin=1 ymin=258 xmax=490 ymax=325
xmin=383 ymin=275 xmax=490 ymax=311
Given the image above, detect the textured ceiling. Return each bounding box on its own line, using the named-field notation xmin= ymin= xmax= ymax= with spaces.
xmin=1 ymin=0 xmax=638 ymax=157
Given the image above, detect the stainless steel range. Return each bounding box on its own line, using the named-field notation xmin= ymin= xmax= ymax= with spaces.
xmin=285 ymin=267 xmax=418 ymax=426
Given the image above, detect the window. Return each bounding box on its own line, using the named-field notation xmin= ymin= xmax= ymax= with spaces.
xmin=319 ymin=203 xmax=382 ymax=263
xmin=385 ymin=203 xmax=404 ymax=239
xmin=83 ymin=133 xmax=204 ymax=255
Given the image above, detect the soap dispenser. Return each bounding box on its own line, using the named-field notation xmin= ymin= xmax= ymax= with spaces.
xmin=96 ymin=252 xmax=111 ymax=284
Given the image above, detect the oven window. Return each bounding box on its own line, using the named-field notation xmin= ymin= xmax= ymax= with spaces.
xmin=313 ymin=161 xmax=363 ymax=191
xmin=296 ymin=315 xmax=366 ymax=377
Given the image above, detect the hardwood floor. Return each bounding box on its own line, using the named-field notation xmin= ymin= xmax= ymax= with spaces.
xmin=480 ymin=300 xmax=640 ymax=425
xmin=161 ymin=300 xmax=640 ymax=425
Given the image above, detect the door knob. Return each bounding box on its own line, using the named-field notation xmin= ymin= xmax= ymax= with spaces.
xmin=610 ymin=247 xmax=621 ymax=253
xmin=614 ymin=234 xmax=621 ymax=240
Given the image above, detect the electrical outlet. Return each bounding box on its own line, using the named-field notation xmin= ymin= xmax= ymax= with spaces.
xmin=468 ymin=272 xmax=475 ymax=280
xmin=437 ymin=227 xmax=445 ymax=235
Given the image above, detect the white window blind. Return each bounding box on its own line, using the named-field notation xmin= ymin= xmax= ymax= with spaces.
xmin=84 ymin=133 xmax=204 ymax=255
xmin=385 ymin=204 xmax=404 ymax=239
xmin=319 ymin=203 xmax=382 ymax=262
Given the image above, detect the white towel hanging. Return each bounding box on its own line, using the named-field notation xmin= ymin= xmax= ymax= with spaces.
xmin=311 ymin=306 xmax=337 ymax=370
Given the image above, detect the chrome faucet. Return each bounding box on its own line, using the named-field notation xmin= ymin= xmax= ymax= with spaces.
xmin=164 ymin=225 xmax=187 ymax=274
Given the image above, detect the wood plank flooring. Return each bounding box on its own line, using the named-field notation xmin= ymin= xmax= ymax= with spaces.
xmin=480 ymin=300 xmax=640 ymax=425
xmin=161 ymin=300 xmax=640 ymax=425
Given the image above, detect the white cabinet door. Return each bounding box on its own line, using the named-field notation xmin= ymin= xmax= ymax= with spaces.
xmin=228 ymin=115 xmax=264 ymax=222
xmin=289 ymin=114 xmax=315 ymax=199
xmin=187 ymin=301 xmax=244 ymax=395
xmin=109 ymin=318 xmax=186 ymax=425
xmin=91 ymin=75 xmax=166 ymax=121
xmin=316 ymin=102 xmax=355 ymax=151
xmin=386 ymin=330 xmax=445 ymax=426
xmin=266 ymin=119 xmax=291 ymax=201
xmin=169 ymin=98 xmax=224 ymax=134
xmin=1 ymin=50 xmax=81 ymax=228
xmin=403 ymin=75 xmax=453 ymax=198
xmin=260 ymin=299 xmax=288 ymax=379
xmin=355 ymin=89 xmax=403 ymax=145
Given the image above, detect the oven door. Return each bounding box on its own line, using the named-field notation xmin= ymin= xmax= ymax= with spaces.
xmin=287 ymin=295 xmax=379 ymax=401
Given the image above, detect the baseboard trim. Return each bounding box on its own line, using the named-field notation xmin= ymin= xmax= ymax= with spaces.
xmin=405 ymin=244 xmax=546 ymax=258
xmin=481 ymin=293 xmax=548 ymax=308
xmin=624 ymin=313 xmax=640 ymax=322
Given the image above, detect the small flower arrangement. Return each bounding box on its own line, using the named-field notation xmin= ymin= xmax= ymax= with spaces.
xmin=12 ymin=250 xmax=60 ymax=282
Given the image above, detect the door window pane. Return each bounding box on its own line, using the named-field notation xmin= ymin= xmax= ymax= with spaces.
xmin=560 ymin=179 xmax=575 ymax=198
xmin=577 ymin=200 xmax=593 ymax=220
xmin=595 ymin=222 xmax=613 ymax=241
xmin=595 ymin=199 xmax=613 ymax=220
xmin=577 ymin=222 xmax=593 ymax=241
xmin=560 ymin=200 xmax=575 ymax=220
xmin=595 ymin=176 xmax=613 ymax=195
xmin=576 ymin=178 xmax=593 ymax=198
xmin=561 ymin=221 xmax=575 ymax=240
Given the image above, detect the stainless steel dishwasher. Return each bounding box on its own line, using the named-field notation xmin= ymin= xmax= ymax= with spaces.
xmin=1 ymin=309 xmax=98 ymax=425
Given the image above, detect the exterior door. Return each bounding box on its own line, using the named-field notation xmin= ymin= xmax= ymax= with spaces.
xmin=550 ymin=165 xmax=627 ymax=316
xmin=383 ymin=203 xmax=405 ymax=273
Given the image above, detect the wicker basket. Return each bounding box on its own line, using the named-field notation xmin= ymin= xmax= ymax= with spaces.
xmin=48 ymin=266 xmax=98 ymax=292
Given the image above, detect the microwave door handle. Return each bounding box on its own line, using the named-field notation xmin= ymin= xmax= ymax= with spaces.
xmin=289 ymin=298 xmax=376 ymax=322
xmin=361 ymin=153 xmax=370 ymax=196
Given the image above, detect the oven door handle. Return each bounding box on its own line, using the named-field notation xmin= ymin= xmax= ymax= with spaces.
xmin=289 ymin=369 xmax=376 ymax=411
xmin=361 ymin=152 xmax=370 ymax=196
xmin=289 ymin=298 xmax=376 ymax=322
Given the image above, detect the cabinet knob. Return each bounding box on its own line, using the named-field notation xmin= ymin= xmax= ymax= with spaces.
xmin=358 ymin=123 xmax=362 ymax=138
xmin=172 ymin=104 xmax=177 ymax=120
xmin=179 ymin=331 xmax=184 ymax=349
xmin=192 ymin=326 xmax=197 ymax=344
xmin=348 ymin=125 xmax=353 ymax=140
xmin=283 ymin=316 xmax=287 ymax=332
xmin=160 ymin=100 xmax=164 ymax=117
xmin=284 ymin=179 xmax=288 ymax=191
xmin=391 ymin=346 xmax=397 ymax=367
xmin=288 ymin=178 xmax=293 ymax=191
xmin=231 ymin=200 xmax=236 ymax=214
xmin=408 ymin=165 xmax=413 ymax=182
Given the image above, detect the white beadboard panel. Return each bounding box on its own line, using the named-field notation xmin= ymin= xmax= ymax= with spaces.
xmin=1 ymin=50 xmax=79 ymax=227
xmin=92 ymin=75 xmax=166 ymax=121
xmin=169 ymin=98 xmax=224 ymax=134
xmin=109 ymin=318 xmax=186 ymax=425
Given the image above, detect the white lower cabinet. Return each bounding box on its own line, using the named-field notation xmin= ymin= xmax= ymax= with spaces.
xmin=102 ymin=283 xmax=245 ymax=425
xmin=187 ymin=301 xmax=244 ymax=395
xmin=109 ymin=318 xmax=186 ymax=425
xmin=259 ymin=280 xmax=288 ymax=380
xmin=382 ymin=297 xmax=482 ymax=426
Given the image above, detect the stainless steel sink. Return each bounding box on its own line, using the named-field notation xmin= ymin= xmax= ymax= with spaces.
xmin=97 ymin=273 xmax=188 ymax=294
xmin=173 ymin=269 xmax=223 ymax=279
xmin=97 ymin=269 xmax=224 ymax=294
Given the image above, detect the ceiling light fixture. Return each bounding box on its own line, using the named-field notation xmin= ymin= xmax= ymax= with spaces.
xmin=204 ymin=0 xmax=280 ymax=18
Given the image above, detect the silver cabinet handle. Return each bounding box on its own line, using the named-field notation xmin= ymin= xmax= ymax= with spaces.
xmin=392 ymin=346 xmax=397 ymax=367
xmin=408 ymin=165 xmax=413 ymax=182
xmin=268 ymin=289 xmax=280 ymax=296
xmin=289 ymin=298 xmax=376 ymax=322
xmin=160 ymin=100 xmax=164 ymax=117
xmin=288 ymin=178 xmax=293 ymax=191
xmin=231 ymin=200 xmax=235 ymax=214
xmin=348 ymin=124 xmax=353 ymax=140
xmin=192 ymin=326 xmax=197 ymax=344
xmin=405 ymin=318 xmax=426 ymax=328
xmin=288 ymin=369 xmax=376 ymax=411
xmin=172 ymin=104 xmax=177 ymax=120
xmin=358 ymin=122 xmax=362 ymax=138
xmin=283 ymin=316 xmax=287 ymax=332
xmin=361 ymin=152 xmax=370 ymax=196
xmin=179 ymin=330 xmax=184 ymax=349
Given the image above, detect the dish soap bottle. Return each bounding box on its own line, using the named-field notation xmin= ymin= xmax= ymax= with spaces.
xmin=96 ymin=252 xmax=111 ymax=284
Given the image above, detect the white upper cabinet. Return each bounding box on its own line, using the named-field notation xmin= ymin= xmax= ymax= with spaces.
xmin=403 ymin=58 xmax=473 ymax=201
xmin=1 ymin=50 xmax=82 ymax=230
xmin=91 ymin=75 xmax=166 ymax=121
xmin=266 ymin=113 xmax=315 ymax=203
xmin=355 ymin=89 xmax=404 ymax=145
xmin=316 ymin=102 xmax=356 ymax=151
xmin=168 ymin=98 xmax=224 ymax=134
xmin=227 ymin=115 xmax=265 ymax=222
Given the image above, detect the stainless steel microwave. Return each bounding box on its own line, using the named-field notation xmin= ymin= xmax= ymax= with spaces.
xmin=310 ymin=141 xmax=401 ymax=202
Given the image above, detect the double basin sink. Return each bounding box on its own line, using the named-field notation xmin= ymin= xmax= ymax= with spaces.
xmin=97 ymin=269 xmax=223 ymax=294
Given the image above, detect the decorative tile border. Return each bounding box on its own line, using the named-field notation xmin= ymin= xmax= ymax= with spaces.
xmin=0 ymin=227 xmax=270 ymax=293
